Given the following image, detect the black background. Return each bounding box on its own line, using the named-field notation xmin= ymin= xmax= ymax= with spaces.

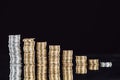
xmin=1 ymin=0 xmax=120 ymax=80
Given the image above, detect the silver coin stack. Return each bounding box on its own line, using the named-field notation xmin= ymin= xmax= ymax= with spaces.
xmin=8 ymin=35 xmax=22 ymax=80
xmin=100 ymin=62 xmax=112 ymax=68
xmin=49 ymin=45 xmax=61 ymax=80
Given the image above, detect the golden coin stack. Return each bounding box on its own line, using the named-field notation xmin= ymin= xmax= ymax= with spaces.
xmin=23 ymin=38 xmax=35 ymax=80
xmin=36 ymin=42 xmax=47 ymax=80
xmin=75 ymin=56 xmax=87 ymax=74
xmin=89 ymin=59 xmax=99 ymax=70
xmin=49 ymin=45 xmax=60 ymax=80
xmin=62 ymin=50 xmax=73 ymax=80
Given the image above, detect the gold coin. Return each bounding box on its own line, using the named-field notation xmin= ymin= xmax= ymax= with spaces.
xmin=89 ymin=59 xmax=99 ymax=65
xmin=89 ymin=65 xmax=99 ymax=70
xmin=36 ymin=42 xmax=47 ymax=49
xmin=49 ymin=45 xmax=60 ymax=50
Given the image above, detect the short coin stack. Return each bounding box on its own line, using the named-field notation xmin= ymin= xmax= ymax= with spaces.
xmin=89 ymin=59 xmax=99 ymax=70
xmin=49 ymin=45 xmax=60 ymax=80
xmin=62 ymin=50 xmax=73 ymax=80
xmin=100 ymin=62 xmax=112 ymax=68
xmin=75 ymin=56 xmax=87 ymax=74
xmin=36 ymin=42 xmax=47 ymax=80
xmin=8 ymin=35 xmax=22 ymax=80
xmin=23 ymin=38 xmax=35 ymax=80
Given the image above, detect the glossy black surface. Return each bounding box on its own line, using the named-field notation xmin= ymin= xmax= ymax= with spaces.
xmin=1 ymin=0 xmax=120 ymax=80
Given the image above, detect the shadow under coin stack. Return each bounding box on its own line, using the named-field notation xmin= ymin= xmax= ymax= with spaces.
xmin=62 ymin=50 xmax=73 ymax=80
xmin=36 ymin=42 xmax=47 ymax=80
xmin=89 ymin=59 xmax=99 ymax=70
xmin=75 ymin=56 xmax=87 ymax=74
xmin=49 ymin=45 xmax=60 ymax=80
xmin=8 ymin=35 xmax=22 ymax=80
xmin=23 ymin=38 xmax=35 ymax=80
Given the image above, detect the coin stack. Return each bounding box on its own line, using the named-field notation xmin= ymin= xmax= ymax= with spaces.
xmin=62 ymin=50 xmax=73 ymax=80
xmin=23 ymin=38 xmax=35 ymax=80
xmin=36 ymin=42 xmax=47 ymax=80
xmin=75 ymin=56 xmax=87 ymax=74
xmin=100 ymin=62 xmax=112 ymax=68
xmin=8 ymin=35 xmax=22 ymax=80
xmin=49 ymin=45 xmax=60 ymax=80
xmin=89 ymin=59 xmax=99 ymax=70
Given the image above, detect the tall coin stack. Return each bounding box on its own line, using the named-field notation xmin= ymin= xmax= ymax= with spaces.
xmin=23 ymin=38 xmax=35 ymax=80
xmin=75 ymin=56 xmax=87 ymax=74
xmin=36 ymin=42 xmax=47 ymax=80
xmin=8 ymin=35 xmax=22 ymax=80
xmin=62 ymin=50 xmax=73 ymax=80
xmin=89 ymin=59 xmax=99 ymax=70
xmin=49 ymin=45 xmax=60 ymax=80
